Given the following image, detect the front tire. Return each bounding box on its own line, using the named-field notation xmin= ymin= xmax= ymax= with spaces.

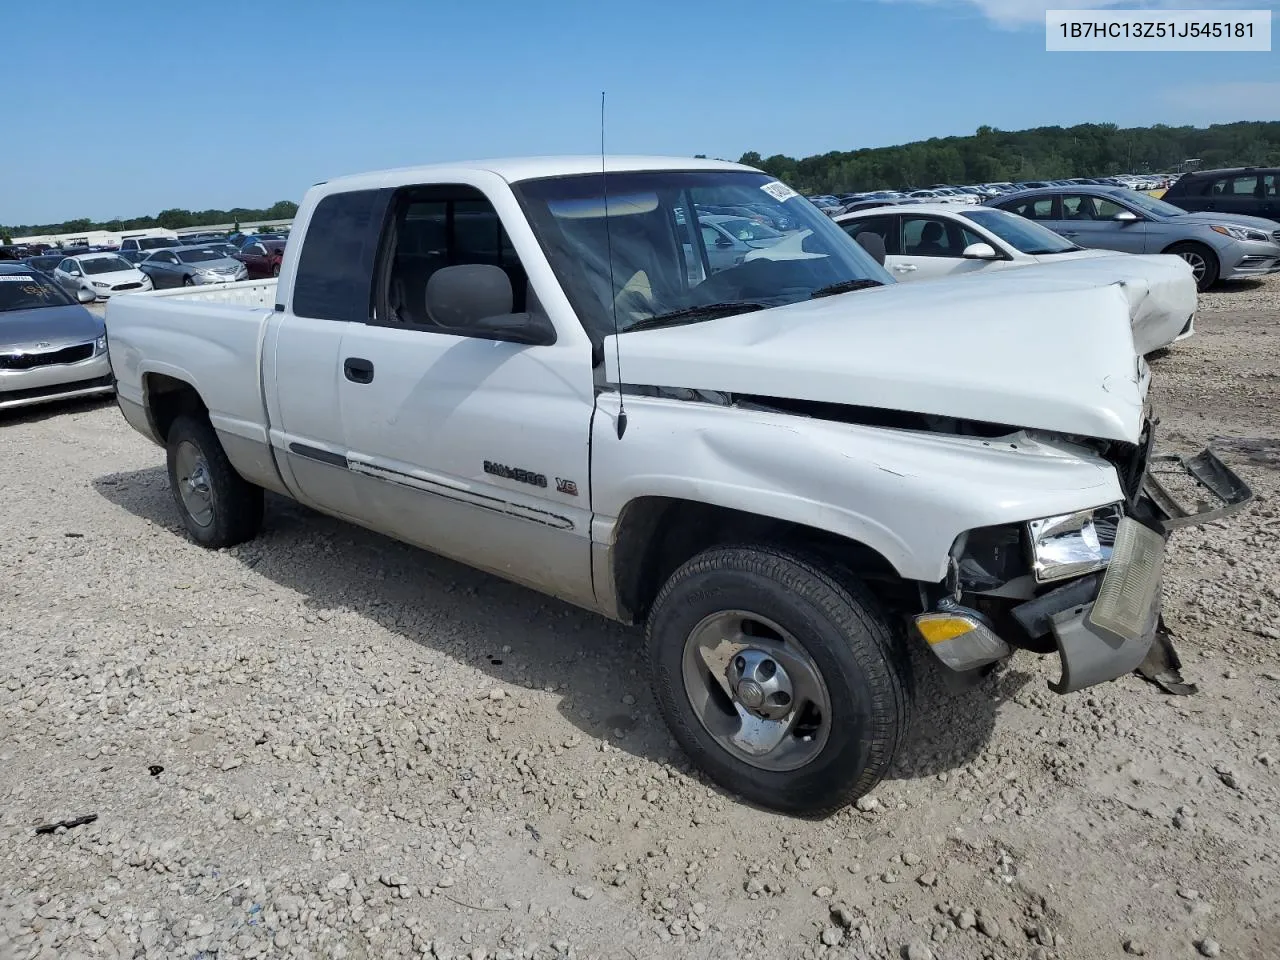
xmin=1167 ymin=242 xmax=1219 ymax=292
xmin=165 ymin=415 xmax=263 ymax=548
xmin=647 ymin=545 xmax=911 ymax=816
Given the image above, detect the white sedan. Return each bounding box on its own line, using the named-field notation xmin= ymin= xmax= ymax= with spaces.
xmin=53 ymin=253 xmax=154 ymax=301
xmin=836 ymin=203 xmax=1197 ymax=353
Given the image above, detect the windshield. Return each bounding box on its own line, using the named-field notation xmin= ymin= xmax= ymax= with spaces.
xmin=81 ymin=256 xmax=135 ymax=275
xmin=959 ymin=208 xmax=1078 ymax=255
xmin=177 ymin=249 xmax=222 ymax=263
xmin=138 ymin=237 xmax=175 ymax=250
xmin=0 ymin=272 xmax=75 ymax=311
xmin=515 ymin=170 xmax=890 ymax=340
xmin=1120 ymin=191 xmax=1187 ymax=218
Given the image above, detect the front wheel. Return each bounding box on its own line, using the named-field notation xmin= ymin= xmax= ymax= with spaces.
xmin=647 ymin=545 xmax=912 ymax=816
xmin=165 ymin=415 xmax=263 ymax=548
xmin=182 ymin=274 xmax=195 ymax=287
xmin=1166 ymin=242 xmax=1219 ymax=292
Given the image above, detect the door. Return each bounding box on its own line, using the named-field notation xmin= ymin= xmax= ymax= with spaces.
xmin=335 ymin=183 xmax=597 ymax=607
xmin=1261 ymin=174 xmax=1279 ymax=221
xmin=54 ymin=259 xmax=77 ymax=292
xmin=893 ymin=214 xmax=1001 ymax=281
xmin=265 ymin=187 xmax=389 ymax=522
xmin=1202 ymin=174 xmax=1259 ymax=216
xmin=141 ymin=250 xmax=178 ymax=287
xmin=240 ymin=243 xmax=269 ymax=278
xmin=1055 ymin=194 xmax=1149 ymax=253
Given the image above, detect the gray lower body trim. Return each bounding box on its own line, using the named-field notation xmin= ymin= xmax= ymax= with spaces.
xmin=220 ymin=431 xmax=292 ymax=498
xmin=1048 ymin=601 xmax=1156 ymax=694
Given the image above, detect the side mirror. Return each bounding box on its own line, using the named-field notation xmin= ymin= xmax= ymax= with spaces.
xmin=76 ymin=287 xmax=96 ymax=303
xmin=467 ymin=311 xmax=557 ymax=346
xmin=854 ymin=231 xmax=887 ymax=266
xmin=1114 ymin=210 xmax=1140 ymax=223
xmin=961 ymin=241 xmax=999 ymax=260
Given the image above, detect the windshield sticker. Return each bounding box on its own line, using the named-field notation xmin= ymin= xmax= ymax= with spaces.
xmin=0 ymin=275 xmax=36 ymax=282
xmin=760 ymin=181 xmax=799 ymax=203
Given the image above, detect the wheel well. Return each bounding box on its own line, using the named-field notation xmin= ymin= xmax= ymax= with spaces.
xmin=144 ymin=374 xmax=207 ymax=443
xmin=1162 ymin=239 xmax=1214 ymax=257
xmin=611 ymin=497 xmax=905 ymax=623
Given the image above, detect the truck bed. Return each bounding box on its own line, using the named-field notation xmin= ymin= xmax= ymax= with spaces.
xmin=104 ymin=279 xmax=279 ymax=454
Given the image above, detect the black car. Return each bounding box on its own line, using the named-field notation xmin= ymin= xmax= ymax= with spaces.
xmin=1163 ymin=167 xmax=1279 ymax=221
xmin=22 ymin=254 xmax=66 ymax=274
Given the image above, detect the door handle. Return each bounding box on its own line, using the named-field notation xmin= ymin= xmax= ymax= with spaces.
xmin=343 ymin=357 xmax=374 ymax=384
xmin=894 ymin=264 xmax=917 ymax=272
xmin=1060 ymin=231 xmax=1077 ymax=237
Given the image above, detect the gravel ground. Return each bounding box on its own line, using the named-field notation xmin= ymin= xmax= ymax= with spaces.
xmin=3 ymin=289 xmax=1279 ymax=960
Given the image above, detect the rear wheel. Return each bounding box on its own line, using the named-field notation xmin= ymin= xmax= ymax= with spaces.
xmin=647 ymin=545 xmax=912 ymax=816
xmin=271 ymin=262 xmax=281 ymax=278
xmin=1166 ymin=242 xmax=1219 ymax=292
xmin=165 ymin=415 xmax=263 ymax=548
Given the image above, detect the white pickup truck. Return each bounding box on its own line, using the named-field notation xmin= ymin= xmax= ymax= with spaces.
xmin=104 ymin=157 xmax=1252 ymax=814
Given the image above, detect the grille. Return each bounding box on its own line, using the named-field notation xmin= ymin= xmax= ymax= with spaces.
xmin=0 ymin=343 xmax=94 ymax=370
xmin=1273 ymin=230 xmax=1280 ymax=244
xmin=112 ymin=282 xmax=142 ymax=291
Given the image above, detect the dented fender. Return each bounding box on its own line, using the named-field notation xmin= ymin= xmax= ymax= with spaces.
xmin=589 ymin=392 xmax=1125 ymax=584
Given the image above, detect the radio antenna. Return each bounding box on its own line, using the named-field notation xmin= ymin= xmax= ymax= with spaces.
xmin=601 ymin=90 xmax=627 ymax=439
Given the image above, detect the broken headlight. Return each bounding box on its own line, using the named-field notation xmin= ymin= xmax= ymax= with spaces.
xmin=1027 ymin=503 xmax=1123 ymax=583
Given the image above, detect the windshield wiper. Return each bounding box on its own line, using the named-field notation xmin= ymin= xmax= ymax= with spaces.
xmin=625 ymin=301 xmax=769 ymax=332
xmin=808 ymin=278 xmax=884 ymax=300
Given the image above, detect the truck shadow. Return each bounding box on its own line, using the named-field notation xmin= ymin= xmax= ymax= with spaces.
xmin=92 ymin=466 xmax=1000 ymax=800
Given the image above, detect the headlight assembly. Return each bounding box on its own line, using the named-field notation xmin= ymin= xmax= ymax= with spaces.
xmin=1027 ymin=503 xmax=1123 ymax=582
xmin=1210 ymin=224 xmax=1269 ymax=243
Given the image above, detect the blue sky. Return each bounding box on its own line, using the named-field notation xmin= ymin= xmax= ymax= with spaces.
xmin=3 ymin=0 xmax=1276 ymax=225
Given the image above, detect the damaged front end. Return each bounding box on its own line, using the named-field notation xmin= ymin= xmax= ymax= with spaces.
xmin=915 ymin=424 xmax=1252 ymax=693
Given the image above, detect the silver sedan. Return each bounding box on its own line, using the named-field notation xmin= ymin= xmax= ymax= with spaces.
xmin=987 ymin=185 xmax=1280 ymax=291
xmin=137 ymin=246 xmax=248 ymax=289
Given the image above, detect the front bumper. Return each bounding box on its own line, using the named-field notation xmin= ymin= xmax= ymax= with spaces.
xmin=921 ymin=446 xmax=1253 ymax=692
xmin=0 ymin=351 xmax=114 ymax=411
xmin=1221 ymin=243 xmax=1280 ymax=279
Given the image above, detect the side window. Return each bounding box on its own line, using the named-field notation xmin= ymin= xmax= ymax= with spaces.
xmin=1029 ymin=197 xmax=1058 ymax=220
xmin=1223 ymin=175 xmax=1254 ymax=195
xmin=1264 ymin=174 xmax=1279 ymax=197
xmin=378 ymin=184 xmax=529 ymax=332
xmin=1093 ymin=198 xmax=1127 ymax=220
xmin=1061 ymin=195 xmax=1096 ymax=219
xmin=250 ymin=244 xmax=267 ymax=256
xmin=699 ymin=224 xmax=723 ymax=247
xmin=841 ymin=215 xmax=898 ymax=255
xmin=58 ymin=259 xmax=73 ymax=273
xmin=292 ymin=188 xmax=389 ymax=321
xmin=902 ymin=217 xmax=965 ymax=257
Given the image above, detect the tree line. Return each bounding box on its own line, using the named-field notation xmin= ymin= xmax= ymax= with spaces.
xmin=738 ymin=121 xmax=1280 ymax=194
xmin=3 ymin=200 xmax=300 ymax=242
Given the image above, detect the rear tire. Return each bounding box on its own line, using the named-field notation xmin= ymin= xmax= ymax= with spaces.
xmin=646 ymin=544 xmax=912 ymax=816
xmin=165 ymin=415 xmax=263 ymax=548
xmin=1166 ymin=242 xmax=1219 ymax=292
xmin=271 ymin=262 xmax=281 ymax=278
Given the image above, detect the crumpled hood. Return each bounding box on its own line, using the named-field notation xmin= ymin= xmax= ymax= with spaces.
xmin=990 ymin=252 xmax=1195 ymax=354
xmin=0 ymin=304 xmax=104 ymax=350
xmin=1173 ymin=211 xmax=1280 ymax=232
xmin=606 ymin=274 xmax=1148 ymax=443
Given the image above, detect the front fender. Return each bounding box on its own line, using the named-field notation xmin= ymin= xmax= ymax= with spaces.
xmin=591 ymin=393 xmax=1124 ymax=583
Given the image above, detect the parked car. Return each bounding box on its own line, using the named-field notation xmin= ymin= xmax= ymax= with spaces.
xmin=695 ymin=214 xmax=785 ymax=273
xmin=22 ymin=254 xmax=67 ymax=275
xmin=104 ymin=156 xmax=1253 ymax=816
xmin=1163 ymin=167 xmax=1279 ymax=222
xmin=52 ymin=252 xmax=154 ymax=300
xmin=0 ymin=262 xmax=114 ymax=411
xmin=235 ymin=239 xmax=286 ymax=279
xmin=835 ymin=204 xmax=1196 ymax=352
xmin=987 ymin=185 xmax=1280 ymax=290
xmin=120 ymin=236 xmax=180 ymax=256
xmin=137 ymin=246 xmax=248 ymax=289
